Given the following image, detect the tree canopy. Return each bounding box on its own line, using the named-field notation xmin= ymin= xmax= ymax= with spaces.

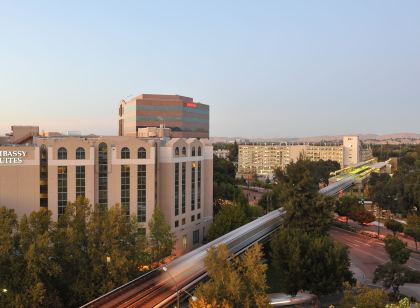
xmin=0 ymin=198 xmax=174 ymax=307
xmin=369 ymin=145 xmax=420 ymax=214
xmin=374 ymin=236 xmax=411 ymax=299
xmin=191 ymin=243 xmax=269 ymax=308
xmin=270 ymin=229 xmax=353 ymax=296
xmin=405 ymin=214 xmax=420 ymax=251
xmin=385 ymin=219 xmax=404 ymax=236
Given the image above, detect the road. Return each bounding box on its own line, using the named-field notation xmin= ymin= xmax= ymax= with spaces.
xmin=330 ymin=227 xmax=420 ymax=299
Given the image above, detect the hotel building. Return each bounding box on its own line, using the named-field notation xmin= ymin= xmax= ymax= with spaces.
xmin=118 ymin=94 xmax=210 ymax=139
xmin=0 ymin=126 xmax=213 ymax=253
xmin=238 ymin=136 xmax=372 ymax=179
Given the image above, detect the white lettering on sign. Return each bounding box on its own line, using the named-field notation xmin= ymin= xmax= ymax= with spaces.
xmin=0 ymin=150 xmax=27 ymax=164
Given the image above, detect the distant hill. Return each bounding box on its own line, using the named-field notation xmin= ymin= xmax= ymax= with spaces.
xmin=210 ymin=133 xmax=420 ymax=144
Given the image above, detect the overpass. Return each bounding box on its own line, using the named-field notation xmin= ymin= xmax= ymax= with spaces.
xmin=82 ymin=209 xmax=285 ymax=308
xmin=83 ymin=160 xmax=388 ymax=307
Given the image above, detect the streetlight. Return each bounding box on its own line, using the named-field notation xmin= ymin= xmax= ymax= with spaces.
xmin=162 ymin=266 xmax=197 ymax=307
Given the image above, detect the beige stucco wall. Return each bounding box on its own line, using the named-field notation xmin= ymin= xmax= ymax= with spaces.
xmin=0 ymin=135 xmax=213 ymax=256
xmin=0 ymin=146 xmax=40 ymax=217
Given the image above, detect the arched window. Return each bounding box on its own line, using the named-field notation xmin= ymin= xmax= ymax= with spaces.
xmin=138 ymin=147 xmax=146 ymax=159
xmin=198 ymin=146 xmax=202 ymax=156
xmin=182 ymin=147 xmax=186 ymax=156
xmin=76 ymin=147 xmax=85 ymax=160
xmin=58 ymin=147 xmax=67 ymax=160
xmin=175 ymin=147 xmax=180 ymax=156
xmin=192 ymin=147 xmax=196 ymax=156
xmin=121 ymin=147 xmax=130 ymax=159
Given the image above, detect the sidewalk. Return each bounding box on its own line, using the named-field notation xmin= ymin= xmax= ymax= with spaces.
xmin=350 ymin=263 xmax=366 ymax=284
xmin=352 ymin=261 xmax=420 ymax=300
xmin=349 ymin=220 xmax=420 ymax=252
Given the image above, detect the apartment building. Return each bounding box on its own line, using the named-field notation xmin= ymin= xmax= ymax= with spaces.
xmin=238 ymin=136 xmax=372 ymax=179
xmin=0 ymin=126 xmax=213 ymax=253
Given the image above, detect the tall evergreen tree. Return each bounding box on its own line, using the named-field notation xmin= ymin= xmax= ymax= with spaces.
xmin=270 ymin=229 xmax=353 ymax=296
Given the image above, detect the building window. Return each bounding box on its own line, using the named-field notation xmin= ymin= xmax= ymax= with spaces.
xmin=182 ymin=218 xmax=186 ymax=225
xmin=182 ymin=147 xmax=186 ymax=156
xmin=182 ymin=235 xmax=187 ymax=249
xmin=191 ymin=215 xmax=195 ymax=222
xmin=182 ymin=162 xmax=186 ymax=214
xmin=193 ymin=230 xmax=199 ymax=245
xmin=191 ymin=162 xmax=196 ymax=211
xmin=137 ymin=165 xmax=146 ymax=223
xmin=192 ymin=147 xmax=196 ymax=156
xmin=198 ymin=146 xmax=202 ymax=156
xmin=58 ymin=166 xmax=67 ymax=217
xmin=121 ymin=147 xmax=130 ymax=159
xmin=121 ymin=165 xmax=130 ymax=216
xmin=76 ymin=147 xmax=85 ymax=160
xmin=76 ymin=166 xmax=85 ymax=198
xmin=197 ymin=213 xmax=201 ymax=220
xmin=197 ymin=161 xmax=201 ymax=209
xmin=175 ymin=163 xmax=179 ymax=216
xmin=39 ymin=145 xmax=48 ymax=208
xmin=175 ymin=220 xmax=179 ymax=228
xmin=175 ymin=147 xmax=180 ymax=156
xmin=98 ymin=143 xmax=108 ymax=209
xmin=138 ymin=147 xmax=146 ymax=159
xmin=58 ymin=147 xmax=67 ymax=160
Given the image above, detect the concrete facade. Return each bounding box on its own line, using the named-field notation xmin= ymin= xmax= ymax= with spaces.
xmin=238 ymin=136 xmax=373 ymax=179
xmin=0 ymin=127 xmax=213 ymax=254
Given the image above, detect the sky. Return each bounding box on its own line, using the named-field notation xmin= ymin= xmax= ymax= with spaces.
xmin=0 ymin=1 xmax=419 ymax=138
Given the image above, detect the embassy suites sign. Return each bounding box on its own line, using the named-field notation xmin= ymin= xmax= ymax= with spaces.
xmin=0 ymin=150 xmax=27 ymax=164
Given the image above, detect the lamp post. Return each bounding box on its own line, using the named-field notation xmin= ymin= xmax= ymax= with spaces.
xmin=162 ymin=266 xmax=197 ymax=307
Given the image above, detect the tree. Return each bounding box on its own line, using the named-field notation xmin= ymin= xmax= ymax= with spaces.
xmin=0 ymin=200 xmax=154 ymax=307
xmin=335 ymin=195 xmax=358 ymax=223
xmin=213 ymin=155 xmax=248 ymax=214
xmin=271 ymin=159 xmax=338 ymax=235
xmin=405 ymin=215 xmax=420 ymax=251
xmin=229 ymin=140 xmax=239 ymax=162
xmin=270 ymin=229 xmax=353 ymax=296
xmin=283 ymin=192 xmax=334 ymax=235
xmin=340 ymin=282 xmax=389 ymax=308
xmin=374 ymin=262 xmax=408 ymax=300
xmin=17 ymin=209 xmax=62 ymax=307
xmin=148 ymin=206 xmax=175 ymax=262
xmin=274 ymin=159 xmax=340 ymax=193
xmin=385 ymin=297 xmax=413 ymax=308
xmin=206 ymin=204 xmax=248 ymax=241
xmin=349 ymin=205 xmax=375 ymax=225
xmin=385 ymin=220 xmax=404 ymax=236
xmin=191 ymin=244 xmax=269 ymax=308
xmin=374 ymin=236 xmax=411 ymax=299
xmin=0 ymin=207 xmax=20 ymax=307
xmin=384 ymin=236 xmax=410 ymax=265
